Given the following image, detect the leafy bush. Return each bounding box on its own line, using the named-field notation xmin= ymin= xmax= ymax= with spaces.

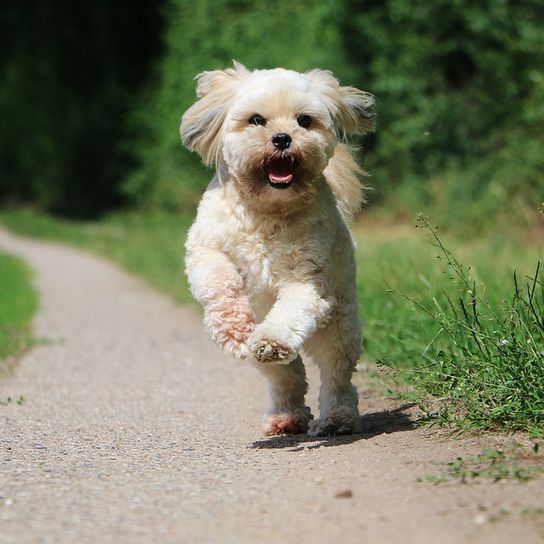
xmin=122 ymin=0 xmax=353 ymax=211
xmin=343 ymin=0 xmax=544 ymax=228
xmin=125 ymin=0 xmax=544 ymax=229
xmin=2 ymin=1 xmax=542 ymax=227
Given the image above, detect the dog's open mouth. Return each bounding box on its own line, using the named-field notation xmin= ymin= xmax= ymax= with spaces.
xmin=267 ymin=156 xmax=297 ymax=189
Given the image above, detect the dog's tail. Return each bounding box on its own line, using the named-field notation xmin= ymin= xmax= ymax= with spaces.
xmin=323 ymin=144 xmax=367 ymax=224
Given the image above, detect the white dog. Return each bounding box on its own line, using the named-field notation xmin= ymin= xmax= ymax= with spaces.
xmin=181 ymin=62 xmax=375 ymax=436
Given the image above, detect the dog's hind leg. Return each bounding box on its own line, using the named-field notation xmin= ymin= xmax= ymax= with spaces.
xmin=305 ymin=303 xmax=362 ymax=436
xmin=252 ymin=355 xmax=313 ymax=435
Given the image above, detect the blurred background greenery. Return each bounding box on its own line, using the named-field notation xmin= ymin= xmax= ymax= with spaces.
xmin=1 ymin=0 xmax=543 ymax=228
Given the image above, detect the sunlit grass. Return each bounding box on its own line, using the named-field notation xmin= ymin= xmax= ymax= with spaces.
xmin=355 ymin=215 xmax=544 ymax=435
xmin=0 ymin=210 xmax=193 ymax=304
xmin=0 ymin=251 xmax=38 ymax=371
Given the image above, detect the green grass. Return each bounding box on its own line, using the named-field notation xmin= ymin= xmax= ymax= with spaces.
xmin=356 ymin=216 xmax=544 ymax=435
xmin=0 ymin=210 xmax=194 ymax=304
xmin=0 ymin=250 xmax=38 ymax=371
xmin=1 ymin=208 xmax=543 ymax=435
xmin=417 ymin=444 xmax=543 ymax=484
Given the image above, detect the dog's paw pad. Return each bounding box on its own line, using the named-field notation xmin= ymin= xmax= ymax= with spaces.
xmin=264 ymin=413 xmax=310 ymax=436
xmin=253 ymin=339 xmax=294 ymax=363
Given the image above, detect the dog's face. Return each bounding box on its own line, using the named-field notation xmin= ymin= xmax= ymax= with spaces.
xmin=181 ymin=62 xmax=374 ymax=204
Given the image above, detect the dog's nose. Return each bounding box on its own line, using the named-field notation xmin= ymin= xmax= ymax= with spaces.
xmin=272 ymin=133 xmax=291 ymax=150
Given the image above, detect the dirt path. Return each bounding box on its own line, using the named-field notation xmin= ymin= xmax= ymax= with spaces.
xmin=0 ymin=228 xmax=542 ymax=544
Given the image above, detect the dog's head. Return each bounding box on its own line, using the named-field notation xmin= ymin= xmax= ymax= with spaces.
xmin=181 ymin=62 xmax=375 ymax=204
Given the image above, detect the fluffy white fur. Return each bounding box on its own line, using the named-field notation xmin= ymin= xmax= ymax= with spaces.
xmin=181 ymin=62 xmax=375 ymax=436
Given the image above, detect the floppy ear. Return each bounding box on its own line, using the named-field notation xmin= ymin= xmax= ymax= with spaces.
xmin=306 ymin=69 xmax=376 ymax=136
xmin=180 ymin=61 xmax=250 ymax=167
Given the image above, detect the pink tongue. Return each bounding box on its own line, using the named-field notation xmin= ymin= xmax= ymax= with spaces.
xmin=268 ymin=157 xmax=293 ymax=183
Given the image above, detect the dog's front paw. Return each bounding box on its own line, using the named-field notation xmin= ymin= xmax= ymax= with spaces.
xmin=248 ymin=326 xmax=298 ymax=364
xmin=253 ymin=339 xmax=296 ymax=363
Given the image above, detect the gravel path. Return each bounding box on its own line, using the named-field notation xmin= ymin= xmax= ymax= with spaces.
xmin=0 ymin=228 xmax=543 ymax=544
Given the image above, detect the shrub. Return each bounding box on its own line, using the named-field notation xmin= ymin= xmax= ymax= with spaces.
xmin=125 ymin=0 xmax=544 ymax=229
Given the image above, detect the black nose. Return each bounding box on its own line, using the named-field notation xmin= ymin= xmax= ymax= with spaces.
xmin=272 ymin=133 xmax=291 ymax=150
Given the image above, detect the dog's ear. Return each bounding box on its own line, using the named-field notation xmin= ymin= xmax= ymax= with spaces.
xmin=306 ymin=69 xmax=375 ymax=136
xmin=180 ymin=61 xmax=250 ymax=166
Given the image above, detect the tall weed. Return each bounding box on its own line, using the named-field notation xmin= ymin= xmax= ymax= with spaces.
xmin=385 ymin=215 xmax=544 ymax=434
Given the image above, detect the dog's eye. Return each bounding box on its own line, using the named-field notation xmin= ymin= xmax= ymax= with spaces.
xmin=249 ymin=114 xmax=266 ymax=126
xmin=296 ymin=115 xmax=311 ymax=128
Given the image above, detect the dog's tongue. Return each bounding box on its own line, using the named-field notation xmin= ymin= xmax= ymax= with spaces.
xmin=268 ymin=157 xmax=294 ymax=183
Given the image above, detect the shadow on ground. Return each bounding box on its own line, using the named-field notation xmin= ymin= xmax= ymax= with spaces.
xmin=249 ymin=403 xmax=418 ymax=451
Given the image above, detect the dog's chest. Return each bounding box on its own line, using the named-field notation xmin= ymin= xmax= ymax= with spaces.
xmin=231 ymin=233 xmax=283 ymax=292
xmin=225 ymin=224 xmax=298 ymax=294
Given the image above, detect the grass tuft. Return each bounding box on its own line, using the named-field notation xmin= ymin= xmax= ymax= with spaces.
xmin=418 ymin=444 xmax=543 ymax=484
xmin=0 ymin=251 xmax=38 ymax=371
xmin=381 ymin=215 xmax=544 ymax=435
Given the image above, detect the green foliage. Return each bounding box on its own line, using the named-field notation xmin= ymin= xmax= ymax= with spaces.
xmin=123 ymin=0 xmax=354 ymax=212
xmin=342 ymin=0 xmax=544 ymax=227
xmin=125 ymin=0 xmax=544 ymax=228
xmin=2 ymin=2 xmax=543 ymax=225
xmin=0 ymin=251 xmax=37 ymax=367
